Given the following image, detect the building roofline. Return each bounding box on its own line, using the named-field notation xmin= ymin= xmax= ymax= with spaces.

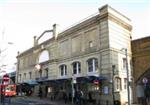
xmin=99 ymin=4 xmax=131 ymax=21
xmin=132 ymin=35 xmax=150 ymax=42
xmin=17 ymin=4 xmax=132 ymax=58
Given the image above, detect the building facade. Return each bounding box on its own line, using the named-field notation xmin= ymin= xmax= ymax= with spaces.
xmin=16 ymin=5 xmax=132 ymax=105
xmin=132 ymin=36 xmax=150 ymax=104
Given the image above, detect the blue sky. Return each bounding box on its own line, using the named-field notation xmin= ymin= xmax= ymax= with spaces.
xmin=0 ymin=0 xmax=149 ymax=73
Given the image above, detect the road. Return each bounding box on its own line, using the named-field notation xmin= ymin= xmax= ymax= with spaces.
xmin=0 ymin=97 xmax=52 ymax=105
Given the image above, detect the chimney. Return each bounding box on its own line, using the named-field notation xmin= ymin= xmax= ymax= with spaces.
xmin=53 ymin=24 xmax=59 ymax=39
xmin=33 ymin=36 xmax=38 ymax=46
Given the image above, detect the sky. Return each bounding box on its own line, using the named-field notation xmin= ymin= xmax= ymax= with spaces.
xmin=0 ymin=0 xmax=150 ymax=73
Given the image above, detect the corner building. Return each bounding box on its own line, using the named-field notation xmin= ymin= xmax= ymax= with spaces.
xmin=16 ymin=5 xmax=132 ymax=105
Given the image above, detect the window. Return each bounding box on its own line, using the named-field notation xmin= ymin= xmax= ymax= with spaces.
xmin=124 ymin=78 xmax=127 ymax=90
xmin=89 ymin=41 xmax=93 ymax=48
xmin=123 ymin=58 xmax=127 ymax=70
xmin=45 ymin=68 xmax=48 ymax=78
xmin=59 ymin=65 xmax=67 ymax=76
xmin=87 ymin=58 xmax=98 ymax=72
xmin=39 ymin=50 xmax=49 ymax=63
xmin=29 ymin=72 xmax=32 ymax=79
xmin=115 ymin=77 xmax=121 ymax=91
xmin=39 ymin=70 xmax=42 ymax=78
xmin=19 ymin=74 xmax=21 ymax=81
xmin=72 ymin=62 xmax=81 ymax=75
xmin=24 ymin=73 xmax=26 ymax=80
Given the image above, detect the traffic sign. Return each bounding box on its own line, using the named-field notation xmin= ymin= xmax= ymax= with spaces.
xmin=93 ymin=80 xmax=99 ymax=85
xmin=3 ymin=74 xmax=10 ymax=82
xmin=142 ymin=77 xmax=148 ymax=84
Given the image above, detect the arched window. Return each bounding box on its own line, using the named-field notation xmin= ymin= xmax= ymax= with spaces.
xmin=59 ymin=65 xmax=67 ymax=77
xmin=72 ymin=62 xmax=81 ymax=75
xmin=39 ymin=50 xmax=49 ymax=63
xmin=87 ymin=58 xmax=98 ymax=72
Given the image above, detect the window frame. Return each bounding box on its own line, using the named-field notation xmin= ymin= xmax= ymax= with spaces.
xmin=87 ymin=58 xmax=98 ymax=73
xmin=29 ymin=72 xmax=32 ymax=79
xmin=123 ymin=58 xmax=127 ymax=70
xmin=59 ymin=64 xmax=67 ymax=77
xmin=124 ymin=78 xmax=127 ymax=90
xmin=24 ymin=73 xmax=26 ymax=80
xmin=45 ymin=68 xmax=48 ymax=78
xmin=114 ymin=77 xmax=122 ymax=91
xmin=72 ymin=62 xmax=81 ymax=75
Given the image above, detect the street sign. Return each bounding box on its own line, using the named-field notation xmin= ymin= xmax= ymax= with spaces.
xmin=93 ymin=80 xmax=99 ymax=85
xmin=3 ymin=74 xmax=10 ymax=82
xmin=142 ymin=77 xmax=148 ymax=84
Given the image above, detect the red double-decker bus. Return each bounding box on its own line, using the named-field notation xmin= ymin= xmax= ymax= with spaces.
xmin=0 ymin=84 xmax=16 ymax=96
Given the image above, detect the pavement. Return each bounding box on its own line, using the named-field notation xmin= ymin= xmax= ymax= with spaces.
xmin=12 ymin=96 xmax=72 ymax=105
xmin=11 ymin=96 xmax=141 ymax=105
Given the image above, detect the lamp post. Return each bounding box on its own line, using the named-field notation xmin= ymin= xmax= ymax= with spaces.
xmin=71 ymin=75 xmax=76 ymax=105
xmin=112 ymin=65 xmax=115 ymax=105
xmin=121 ymin=48 xmax=131 ymax=105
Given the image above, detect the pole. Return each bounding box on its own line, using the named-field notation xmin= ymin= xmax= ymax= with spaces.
xmin=125 ymin=49 xmax=131 ymax=105
xmin=71 ymin=78 xmax=74 ymax=105
xmin=0 ymin=84 xmax=2 ymax=103
xmin=3 ymin=85 xmax=5 ymax=105
xmin=112 ymin=65 xmax=115 ymax=105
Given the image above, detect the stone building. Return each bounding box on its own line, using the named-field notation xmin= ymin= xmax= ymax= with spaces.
xmin=16 ymin=5 xmax=132 ymax=105
xmin=132 ymin=36 xmax=150 ymax=104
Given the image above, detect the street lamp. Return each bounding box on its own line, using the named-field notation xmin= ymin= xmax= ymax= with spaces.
xmin=112 ymin=65 xmax=115 ymax=105
xmin=121 ymin=48 xmax=131 ymax=105
xmin=71 ymin=74 xmax=76 ymax=105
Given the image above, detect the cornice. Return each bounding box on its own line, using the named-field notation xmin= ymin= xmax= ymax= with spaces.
xmin=107 ymin=13 xmax=132 ymax=31
xmin=57 ymin=15 xmax=100 ymax=40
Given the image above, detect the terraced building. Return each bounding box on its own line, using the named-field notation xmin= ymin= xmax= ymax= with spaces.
xmin=16 ymin=5 xmax=132 ymax=105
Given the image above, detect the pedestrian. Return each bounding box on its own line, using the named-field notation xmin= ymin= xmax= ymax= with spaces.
xmin=63 ymin=91 xmax=68 ymax=104
xmin=88 ymin=91 xmax=93 ymax=103
xmin=80 ymin=90 xmax=84 ymax=105
xmin=75 ymin=90 xmax=83 ymax=105
xmin=39 ymin=87 xmax=43 ymax=99
xmin=74 ymin=90 xmax=79 ymax=104
xmin=78 ymin=90 xmax=84 ymax=105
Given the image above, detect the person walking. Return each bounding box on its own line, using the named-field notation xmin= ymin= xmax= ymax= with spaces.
xmin=63 ymin=91 xmax=68 ymax=104
xmin=88 ymin=91 xmax=92 ymax=102
xmin=39 ymin=87 xmax=43 ymax=99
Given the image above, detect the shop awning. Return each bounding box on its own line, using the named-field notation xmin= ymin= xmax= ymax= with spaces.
xmin=77 ymin=76 xmax=107 ymax=83
xmin=24 ymin=80 xmax=38 ymax=85
xmin=88 ymin=75 xmax=107 ymax=81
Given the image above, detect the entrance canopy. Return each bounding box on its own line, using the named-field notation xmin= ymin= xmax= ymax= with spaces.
xmin=24 ymin=80 xmax=38 ymax=85
xmin=77 ymin=76 xmax=107 ymax=83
